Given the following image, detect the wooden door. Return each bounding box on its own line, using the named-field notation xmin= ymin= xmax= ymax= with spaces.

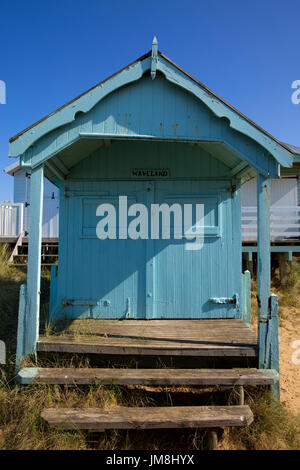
xmin=63 ymin=179 xmax=240 ymax=319
xmin=151 ymin=180 xmax=240 ymax=318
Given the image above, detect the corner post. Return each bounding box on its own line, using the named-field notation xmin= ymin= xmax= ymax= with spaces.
xmin=25 ymin=164 xmax=44 ymax=356
xmin=242 ymin=270 xmax=251 ymax=326
xmin=257 ymin=173 xmax=270 ymax=369
xmin=15 ymin=283 xmax=27 ymax=370
xmin=268 ymin=294 xmax=280 ymax=397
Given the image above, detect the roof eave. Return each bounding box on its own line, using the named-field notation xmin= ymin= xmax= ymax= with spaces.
xmin=4 ymin=159 xmax=21 ymax=175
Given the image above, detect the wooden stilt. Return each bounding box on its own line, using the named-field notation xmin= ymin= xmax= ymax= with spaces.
xmin=238 ymin=385 xmax=245 ymax=405
xmin=279 ymin=253 xmax=288 ymax=286
xmin=206 ymin=429 xmax=218 ymax=450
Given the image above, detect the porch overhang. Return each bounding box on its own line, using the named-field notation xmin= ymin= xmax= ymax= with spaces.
xmin=17 ymin=134 xmax=273 ymax=187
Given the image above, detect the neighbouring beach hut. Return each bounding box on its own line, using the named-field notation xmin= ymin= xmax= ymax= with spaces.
xmin=10 ymin=39 xmax=298 ymax=434
xmin=4 ymin=160 xmax=59 ymax=239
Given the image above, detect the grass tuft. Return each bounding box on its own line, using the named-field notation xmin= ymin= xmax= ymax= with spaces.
xmin=221 ymin=389 xmax=300 ymax=450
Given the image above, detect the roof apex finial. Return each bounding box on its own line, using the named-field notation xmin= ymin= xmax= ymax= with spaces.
xmin=151 ymin=36 xmax=158 ymax=80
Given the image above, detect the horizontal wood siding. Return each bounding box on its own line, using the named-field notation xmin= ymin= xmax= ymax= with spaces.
xmin=242 ymin=176 xmax=299 ymax=240
xmin=242 ymin=177 xmax=298 ymax=207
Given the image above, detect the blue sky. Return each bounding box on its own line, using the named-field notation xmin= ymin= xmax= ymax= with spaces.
xmin=0 ymin=0 xmax=300 ymax=201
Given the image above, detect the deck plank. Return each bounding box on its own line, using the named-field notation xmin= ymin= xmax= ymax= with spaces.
xmin=37 ymin=341 xmax=257 ymax=356
xmin=41 ymin=405 xmax=254 ymax=430
xmin=17 ymin=367 xmax=277 ymax=386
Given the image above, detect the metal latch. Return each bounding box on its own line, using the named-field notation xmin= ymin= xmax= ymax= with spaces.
xmin=62 ymin=299 xmax=99 ymax=307
xmin=210 ymin=294 xmax=239 ymax=306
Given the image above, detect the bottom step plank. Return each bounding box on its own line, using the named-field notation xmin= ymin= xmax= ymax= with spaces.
xmin=17 ymin=367 xmax=278 ymax=386
xmin=41 ymin=405 xmax=253 ymax=431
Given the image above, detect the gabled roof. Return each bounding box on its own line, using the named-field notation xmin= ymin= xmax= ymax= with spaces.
xmin=282 ymin=142 xmax=300 ymax=156
xmin=9 ymin=50 xmax=152 ymax=145
xmin=8 ymin=38 xmax=294 ymax=170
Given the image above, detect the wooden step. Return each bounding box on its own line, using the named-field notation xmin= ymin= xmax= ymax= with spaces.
xmin=17 ymin=367 xmax=278 ymax=386
xmin=41 ymin=405 xmax=254 ymax=431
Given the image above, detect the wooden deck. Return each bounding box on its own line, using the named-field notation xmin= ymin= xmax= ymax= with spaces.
xmin=38 ymin=319 xmax=257 ymax=357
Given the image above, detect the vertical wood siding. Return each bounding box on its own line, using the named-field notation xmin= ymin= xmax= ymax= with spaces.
xmin=52 ymin=141 xmax=241 ymax=320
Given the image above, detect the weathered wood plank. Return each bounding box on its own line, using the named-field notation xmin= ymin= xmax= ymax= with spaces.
xmin=37 ymin=341 xmax=257 ymax=357
xmin=53 ymin=319 xmax=253 ymax=328
xmin=39 ymin=334 xmax=257 ymax=341
xmin=49 ymin=331 xmax=257 ymax=338
xmin=17 ymin=367 xmax=277 ymax=386
xmin=47 ymin=333 xmax=255 ymax=339
xmin=41 ymin=405 xmax=254 ymax=430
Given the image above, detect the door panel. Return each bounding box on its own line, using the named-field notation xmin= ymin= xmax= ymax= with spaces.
xmin=65 ymin=182 xmax=148 ymax=319
xmin=152 ymin=181 xmax=238 ymax=318
xmin=63 ymin=180 xmax=240 ymax=319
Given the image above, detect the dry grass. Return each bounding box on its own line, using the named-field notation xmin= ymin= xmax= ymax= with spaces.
xmin=1 ymin=371 xmax=299 ymax=450
xmin=220 ymin=389 xmax=300 ymax=450
xmin=0 ymin=245 xmax=27 ymax=353
xmin=0 ymin=248 xmax=300 ymax=450
xmin=250 ymin=259 xmax=300 ymax=326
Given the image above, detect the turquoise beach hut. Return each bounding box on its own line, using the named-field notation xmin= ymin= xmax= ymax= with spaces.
xmin=11 ymin=40 xmax=297 ymax=419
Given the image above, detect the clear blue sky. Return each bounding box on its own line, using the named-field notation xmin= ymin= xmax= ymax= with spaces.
xmin=1 ymin=0 xmax=300 ymax=201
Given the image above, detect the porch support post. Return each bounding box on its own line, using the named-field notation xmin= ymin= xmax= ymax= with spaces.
xmin=24 ymin=164 xmax=44 ymax=356
xmin=257 ymin=172 xmax=270 ymax=369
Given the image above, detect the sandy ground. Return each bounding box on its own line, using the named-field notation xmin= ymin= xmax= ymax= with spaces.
xmin=279 ymin=306 xmax=300 ymax=414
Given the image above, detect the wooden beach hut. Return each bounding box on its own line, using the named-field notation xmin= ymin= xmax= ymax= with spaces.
xmin=11 ymin=38 xmax=296 ymax=437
